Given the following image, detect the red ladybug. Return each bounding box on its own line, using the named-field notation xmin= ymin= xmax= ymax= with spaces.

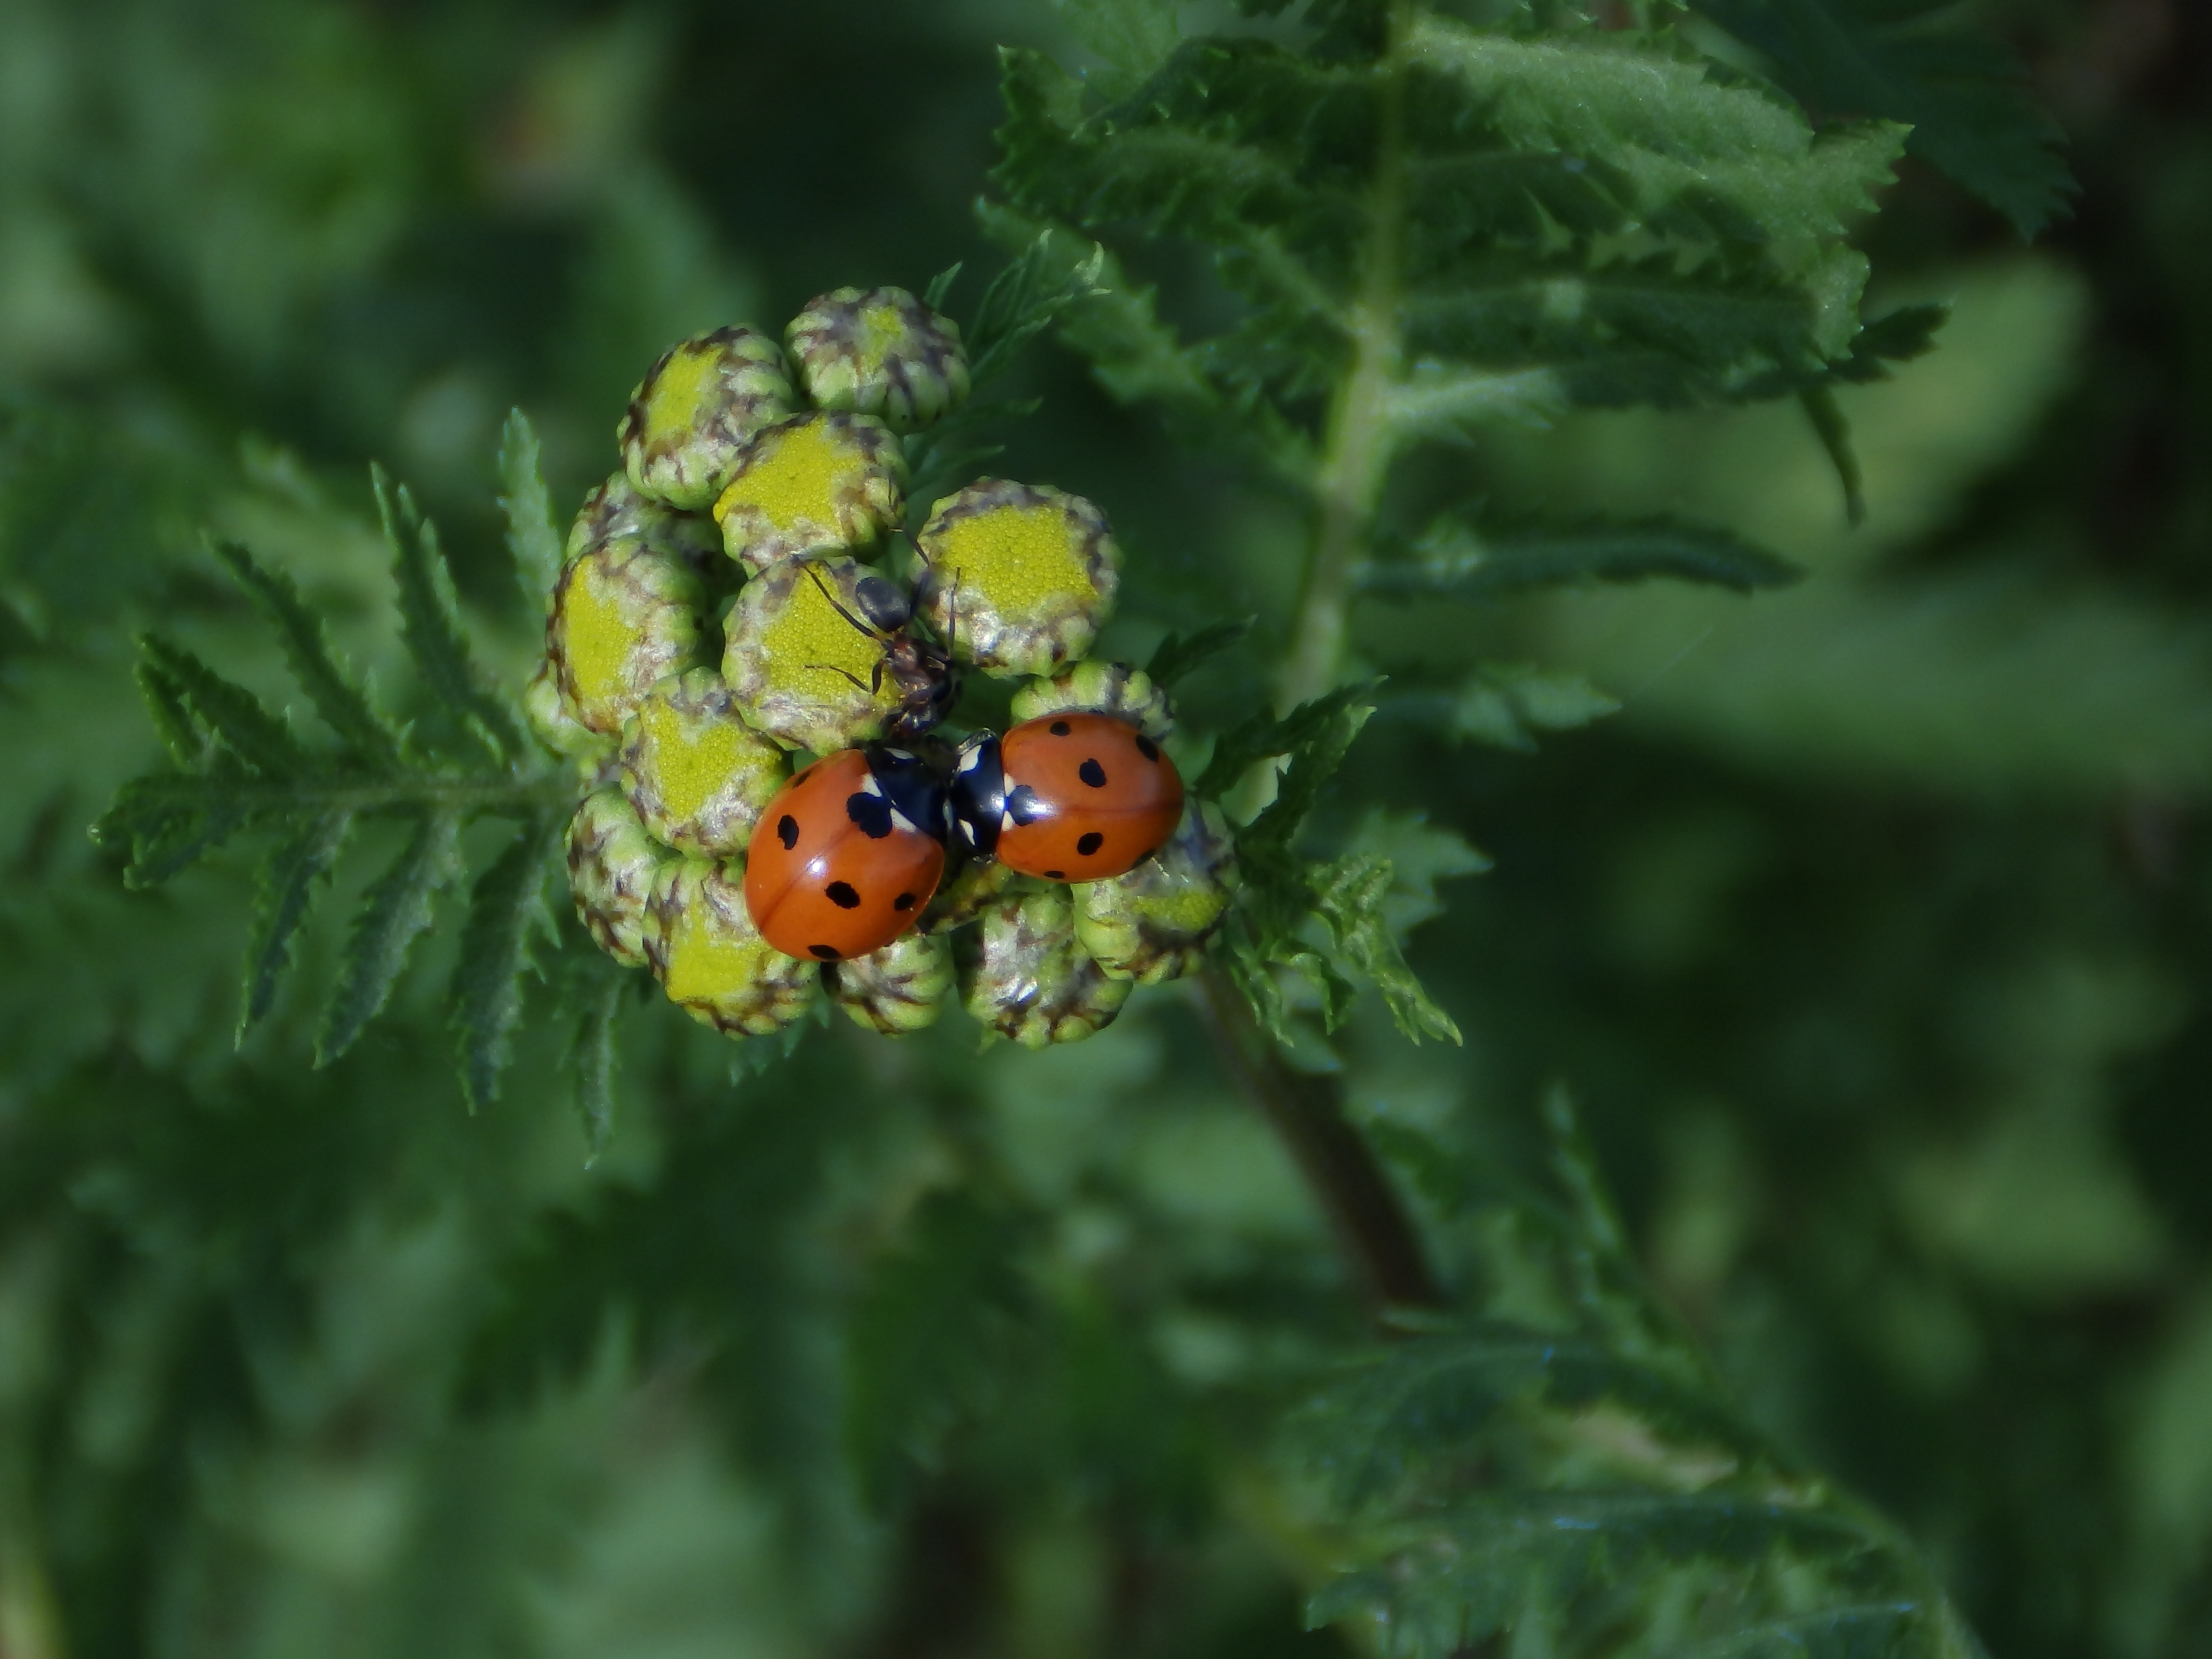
xmin=951 ymin=713 xmax=1184 ymax=882
xmin=745 ymin=746 xmax=951 ymax=961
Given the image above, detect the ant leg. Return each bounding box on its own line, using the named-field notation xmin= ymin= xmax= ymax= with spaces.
xmin=805 ymin=562 xmax=881 ymax=643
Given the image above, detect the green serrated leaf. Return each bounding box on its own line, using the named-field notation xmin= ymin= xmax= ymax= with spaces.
xmin=1446 ymin=664 xmax=1621 ymax=752
xmin=1800 ymin=384 xmax=1865 ymax=526
xmin=1343 ymin=809 xmax=1489 ymax=932
xmin=134 ymin=657 xmax=205 ymax=768
xmin=452 ymin=811 xmax=558 ymax=1111
xmin=1055 ymin=0 xmax=1178 ymax=87
xmin=963 ymin=225 xmax=1109 ymax=388
xmin=137 ymin=635 xmax=313 ymax=777
xmin=316 ymin=810 xmax=461 ymax=1065
xmin=1242 ymin=698 xmax=1374 ymax=853
xmin=208 ymin=538 xmax=402 ymax=770
xmin=497 ymin=409 xmax=563 ymax=612
xmin=977 ymin=201 xmax=1313 ymax=485
xmin=375 ymin=464 xmax=525 ymax=762
xmin=238 ymin=810 xmax=352 ymax=1039
xmin=1310 ymin=853 xmax=1461 ymax=1044
xmin=923 ymin=261 xmax=963 ymax=311
xmin=566 ymin=961 xmax=625 ymax=1163
xmin=1146 ymin=616 xmax=1254 ymax=688
xmin=1195 ymin=680 xmax=1378 ymax=801
xmin=1309 ymin=1494 xmax=1895 ymax=1659
xmin=1364 ymin=515 xmax=1801 ymax=604
xmin=1688 ymin=0 xmax=2074 ymax=237
xmin=1407 ymin=21 xmax=1909 ymax=245
xmin=94 ymin=772 xmax=264 ymax=888
xmin=1541 ymin=1084 xmax=1632 ymax=1268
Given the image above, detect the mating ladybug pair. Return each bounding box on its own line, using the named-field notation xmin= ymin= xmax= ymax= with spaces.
xmin=743 ymin=712 xmax=1186 ymax=964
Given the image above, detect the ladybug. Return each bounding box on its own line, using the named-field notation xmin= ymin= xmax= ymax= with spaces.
xmin=951 ymin=713 xmax=1184 ymax=883
xmin=745 ymin=745 xmax=952 ymax=961
xmin=805 ymin=564 xmax=958 ymax=740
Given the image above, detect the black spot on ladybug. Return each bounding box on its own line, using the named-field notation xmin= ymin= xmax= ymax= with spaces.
xmin=1043 ymin=870 xmax=1064 ymax=880
xmin=1049 ymin=719 xmax=1071 ymax=736
xmin=847 ymin=791 xmax=895 ymax=838
xmin=1004 ymin=784 xmax=1046 ymax=826
xmin=825 ymin=881 xmax=861 ymax=909
xmin=777 ymin=814 xmax=800 ymax=850
xmin=810 ymin=944 xmax=841 ymax=960
xmin=1134 ymin=734 xmax=1160 ymax=761
xmin=894 ymin=892 xmax=917 ymax=911
xmin=1077 ymin=832 xmax=1103 ymax=856
xmin=1079 ymin=758 xmax=1108 ymax=788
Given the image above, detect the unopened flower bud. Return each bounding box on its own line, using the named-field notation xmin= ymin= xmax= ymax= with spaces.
xmin=712 ymin=412 xmax=906 ymax=574
xmin=721 ymin=555 xmax=912 ymax=752
xmin=645 ymin=857 xmax=819 ymax=1036
xmin=619 ymin=327 xmax=795 ymax=510
xmin=1010 ymin=659 xmax=1174 ymax=739
xmin=919 ymin=856 xmax=1028 ymax=935
xmin=963 ymin=886 xmax=1131 ymax=1047
xmin=617 ymin=669 xmax=789 ymax=856
xmin=567 ymin=788 xmax=675 ymax=968
xmin=547 ymin=535 xmax=708 ymax=736
xmin=526 ymin=657 xmax=617 ymax=775
xmin=914 ymin=480 xmax=1118 ymax=678
xmin=785 ymin=286 xmax=970 ymax=434
xmin=569 ymin=471 xmax=725 ymax=586
xmin=830 ymin=930 xmax=954 ymax=1035
xmin=1074 ymin=802 xmax=1236 ymax=984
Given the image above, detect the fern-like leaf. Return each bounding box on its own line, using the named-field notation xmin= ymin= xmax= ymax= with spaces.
xmin=1146 ymin=616 xmax=1254 ymax=689
xmin=374 ymin=465 xmax=526 ymax=762
xmin=565 ymin=953 xmax=626 ymax=1162
xmin=497 ymin=409 xmax=563 ymax=611
xmin=1364 ymin=515 xmax=1802 ymax=603
xmin=452 ymin=810 xmax=558 ymax=1111
xmin=1308 ymin=853 xmax=1460 ymax=1043
xmin=136 ymin=636 xmax=314 ymax=778
xmin=316 ymin=810 xmax=461 ymax=1065
xmin=99 ymin=462 xmax=567 ymax=1092
xmin=237 ymin=810 xmax=352 ymax=1038
xmin=207 ymin=538 xmax=403 ymax=771
xmin=1688 ymin=0 xmax=2074 ymax=238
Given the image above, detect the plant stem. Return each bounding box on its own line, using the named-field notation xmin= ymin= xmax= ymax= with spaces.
xmin=1224 ymin=7 xmax=1442 ymax=1321
xmin=1276 ymin=5 xmax=1410 ymax=712
xmin=1196 ymin=967 xmax=1444 ymax=1315
xmin=1230 ymin=10 xmax=1443 ymax=1321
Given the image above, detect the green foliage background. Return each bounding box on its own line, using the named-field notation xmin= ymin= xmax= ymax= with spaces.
xmin=1 ymin=0 xmax=2207 ymax=1655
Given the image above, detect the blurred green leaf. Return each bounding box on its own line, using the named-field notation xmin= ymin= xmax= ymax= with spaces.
xmin=1689 ymin=0 xmax=2074 ymax=237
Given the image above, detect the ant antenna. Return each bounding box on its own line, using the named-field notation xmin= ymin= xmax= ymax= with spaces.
xmin=805 ymin=562 xmax=882 ymax=644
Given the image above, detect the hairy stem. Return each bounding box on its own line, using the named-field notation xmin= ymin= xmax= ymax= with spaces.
xmin=1276 ymin=5 xmax=1410 ymax=712
xmin=1233 ymin=9 xmax=1443 ymax=1321
xmin=1197 ymin=967 xmax=1444 ymax=1315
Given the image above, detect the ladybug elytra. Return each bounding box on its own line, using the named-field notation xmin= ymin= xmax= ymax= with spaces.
xmin=744 ymin=746 xmax=952 ymax=962
xmin=952 ymin=712 xmax=1184 ymax=883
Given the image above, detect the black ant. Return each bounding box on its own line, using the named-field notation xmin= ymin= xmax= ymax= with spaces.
xmin=803 ymin=559 xmax=959 ymax=741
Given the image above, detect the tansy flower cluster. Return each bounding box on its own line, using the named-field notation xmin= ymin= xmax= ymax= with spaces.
xmin=528 ymin=287 xmax=1235 ymax=1048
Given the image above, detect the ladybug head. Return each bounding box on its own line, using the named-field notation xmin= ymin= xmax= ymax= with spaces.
xmin=947 ymin=729 xmax=1005 ymax=857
